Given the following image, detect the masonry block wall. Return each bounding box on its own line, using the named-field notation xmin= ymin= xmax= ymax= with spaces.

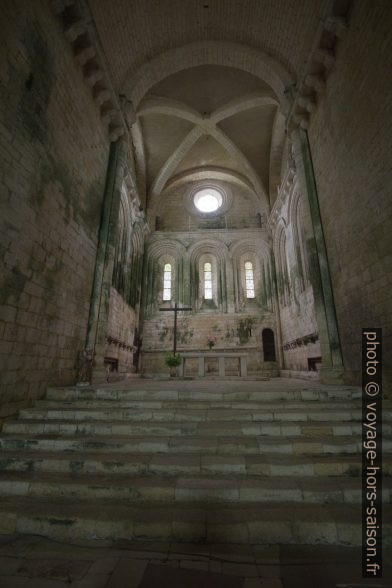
xmin=105 ymin=287 xmax=137 ymax=374
xmin=0 ymin=0 xmax=109 ymax=417
xmin=157 ymin=182 xmax=265 ymax=231
xmin=104 ymin=187 xmax=147 ymax=376
xmin=142 ymin=313 xmax=276 ymax=376
xmin=309 ymin=0 xmax=392 ymax=390
xmin=271 ymin=173 xmax=320 ymax=374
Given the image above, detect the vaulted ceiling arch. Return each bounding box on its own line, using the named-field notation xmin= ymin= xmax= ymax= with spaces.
xmin=129 ymin=45 xmax=293 ymax=217
xmin=149 ymin=126 xmax=205 ymax=203
xmin=140 ymin=92 xmax=281 ymax=212
xmin=122 ymin=40 xmax=294 ymax=111
xmin=138 ymin=97 xmax=202 ymax=125
xmin=164 ymin=167 xmax=254 ymax=193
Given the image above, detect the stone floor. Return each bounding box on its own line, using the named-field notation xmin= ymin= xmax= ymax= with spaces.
xmin=1 ymin=533 xmax=392 ymax=587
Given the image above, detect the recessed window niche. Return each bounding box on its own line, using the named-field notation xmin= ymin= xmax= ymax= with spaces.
xmin=184 ymin=182 xmax=232 ymax=218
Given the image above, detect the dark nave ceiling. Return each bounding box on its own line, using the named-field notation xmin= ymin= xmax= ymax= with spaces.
xmin=87 ymin=0 xmax=332 ymax=209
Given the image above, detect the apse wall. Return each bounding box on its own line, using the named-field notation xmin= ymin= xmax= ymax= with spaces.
xmin=0 ymin=1 xmax=109 ymax=417
xmin=155 ymin=181 xmax=265 ymax=231
xmin=141 ymin=230 xmax=278 ymax=376
xmin=308 ymin=0 xmax=392 ymax=391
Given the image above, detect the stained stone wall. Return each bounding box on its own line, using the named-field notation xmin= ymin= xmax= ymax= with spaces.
xmin=308 ymin=0 xmax=392 ymax=390
xmin=156 ymin=182 xmax=266 ymax=231
xmin=270 ymin=168 xmax=321 ymax=374
xmin=0 ymin=1 xmax=109 ymax=417
xmin=103 ymin=178 xmax=147 ymax=375
xmin=105 ymin=287 xmax=137 ymax=373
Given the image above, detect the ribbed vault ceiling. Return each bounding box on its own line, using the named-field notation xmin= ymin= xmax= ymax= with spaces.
xmin=87 ymin=0 xmax=330 ymax=211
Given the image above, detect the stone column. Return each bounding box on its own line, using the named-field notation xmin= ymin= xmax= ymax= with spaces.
xmin=84 ymin=138 xmax=127 ymax=382
xmin=182 ymin=251 xmax=191 ymax=307
xmin=269 ymin=253 xmax=285 ymax=370
xmin=291 ymin=129 xmax=344 ymax=384
xmin=226 ymin=256 xmax=236 ymax=313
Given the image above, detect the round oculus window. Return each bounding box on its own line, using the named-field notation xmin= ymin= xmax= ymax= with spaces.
xmin=193 ymin=188 xmax=223 ymax=213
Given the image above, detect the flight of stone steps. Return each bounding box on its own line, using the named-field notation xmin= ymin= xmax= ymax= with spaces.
xmin=0 ymin=382 xmax=391 ymax=545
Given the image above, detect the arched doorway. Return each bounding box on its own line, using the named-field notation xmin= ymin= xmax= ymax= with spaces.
xmin=262 ymin=328 xmax=276 ymax=362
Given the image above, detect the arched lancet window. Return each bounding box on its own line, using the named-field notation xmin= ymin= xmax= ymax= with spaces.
xmin=244 ymin=261 xmax=255 ymax=298
xmin=295 ymin=195 xmax=309 ymax=290
xmin=277 ymin=228 xmax=290 ymax=306
xmin=163 ymin=263 xmax=172 ymax=301
xmin=113 ymin=198 xmax=128 ymax=296
xmin=204 ymin=262 xmax=212 ymax=299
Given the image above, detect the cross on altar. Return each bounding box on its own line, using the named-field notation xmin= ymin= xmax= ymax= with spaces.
xmin=159 ymin=302 xmax=192 ymax=355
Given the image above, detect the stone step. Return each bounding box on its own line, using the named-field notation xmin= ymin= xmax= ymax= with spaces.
xmin=0 ymin=496 xmax=390 ymax=545
xmin=3 ymin=419 xmax=390 ymax=437
xmin=35 ymin=398 xmax=366 ymax=411
xmin=1 ymin=433 xmax=387 ymax=455
xmin=1 ymin=450 xmax=383 ymax=477
xmin=2 ymin=381 xmax=384 ymax=548
xmin=20 ymin=406 xmax=391 ymax=423
xmin=46 ymin=386 xmax=362 ymax=402
xmin=0 ymin=471 xmax=390 ymax=504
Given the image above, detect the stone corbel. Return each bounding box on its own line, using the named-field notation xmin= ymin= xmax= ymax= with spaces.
xmin=313 ymin=48 xmax=335 ymax=70
xmin=297 ymin=95 xmax=317 ymax=113
xmin=93 ymin=87 xmax=111 ymax=107
xmin=100 ymin=100 xmax=116 ymax=118
xmin=287 ymin=7 xmax=350 ymax=135
xmin=75 ymin=45 xmax=96 ymax=66
xmin=64 ymin=19 xmax=86 ymax=42
xmin=51 ymin=0 xmax=74 ymax=15
xmin=51 ymin=0 xmax=129 ymax=144
xmin=324 ymin=16 xmax=347 ymax=38
xmin=84 ymin=65 xmax=104 ymax=87
xmin=109 ymin=124 xmax=125 ymax=143
xmin=304 ymin=75 xmax=326 ymax=94
xmin=293 ymin=112 xmax=309 ymax=130
xmin=119 ymin=95 xmax=137 ymax=127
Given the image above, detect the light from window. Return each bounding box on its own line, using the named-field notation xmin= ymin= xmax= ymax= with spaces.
xmin=194 ymin=188 xmax=223 ymax=213
xmin=163 ymin=263 xmax=172 ymax=301
xmin=245 ymin=261 xmax=255 ymax=298
xmin=204 ymin=262 xmax=213 ymax=299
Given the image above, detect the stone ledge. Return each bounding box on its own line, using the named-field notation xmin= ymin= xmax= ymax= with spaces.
xmin=280 ymin=370 xmax=319 ymax=381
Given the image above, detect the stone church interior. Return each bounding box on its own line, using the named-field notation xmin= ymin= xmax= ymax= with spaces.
xmin=0 ymin=0 xmax=391 ymax=586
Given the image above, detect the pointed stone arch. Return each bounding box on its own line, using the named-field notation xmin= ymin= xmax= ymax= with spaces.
xmin=122 ymin=41 xmax=294 ymax=111
xmin=163 ymin=166 xmax=255 ymax=194
xmin=145 ymin=238 xmax=188 ymax=314
xmin=188 ymin=239 xmax=230 ymax=313
xmin=274 ymin=219 xmax=290 ymax=307
xmin=230 ymin=238 xmax=272 ymax=312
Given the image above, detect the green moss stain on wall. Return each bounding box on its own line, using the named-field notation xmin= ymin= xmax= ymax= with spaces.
xmin=17 ymin=27 xmax=54 ymax=143
xmin=237 ymin=318 xmax=255 ymax=344
xmin=177 ymin=318 xmax=194 ymax=344
xmin=156 ymin=318 xmax=194 ymax=345
xmin=0 ymin=266 xmax=29 ymax=305
xmin=4 ymin=24 xmax=103 ymax=237
xmin=32 ymin=155 xmax=103 ymax=236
